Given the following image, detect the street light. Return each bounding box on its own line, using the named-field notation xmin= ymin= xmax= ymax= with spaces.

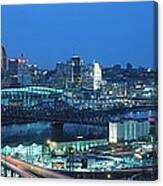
xmin=46 ymin=139 xmax=51 ymax=145
xmin=46 ymin=139 xmax=58 ymax=153
xmin=107 ymin=174 xmax=111 ymax=179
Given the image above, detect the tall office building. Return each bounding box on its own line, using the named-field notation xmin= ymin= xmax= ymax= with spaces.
xmin=17 ymin=57 xmax=31 ymax=86
xmin=1 ymin=45 xmax=7 ymax=79
xmin=93 ymin=62 xmax=102 ymax=90
xmin=67 ymin=55 xmax=85 ymax=87
xmin=8 ymin=58 xmax=19 ymax=86
xmin=8 ymin=55 xmax=31 ymax=87
xmin=83 ymin=61 xmax=102 ymax=90
xmin=54 ymin=62 xmax=68 ymax=88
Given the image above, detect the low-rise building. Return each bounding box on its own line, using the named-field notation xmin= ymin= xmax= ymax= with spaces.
xmin=109 ymin=120 xmax=150 ymax=143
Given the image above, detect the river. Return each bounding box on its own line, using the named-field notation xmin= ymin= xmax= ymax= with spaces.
xmin=1 ymin=110 xmax=156 ymax=147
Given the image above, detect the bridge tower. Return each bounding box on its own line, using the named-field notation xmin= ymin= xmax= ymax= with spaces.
xmin=51 ymin=121 xmax=64 ymax=141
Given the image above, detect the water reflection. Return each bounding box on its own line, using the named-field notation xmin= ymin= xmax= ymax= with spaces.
xmin=1 ymin=122 xmax=106 ymax=147
xmin=1 ymin=110 xmax=155 ymax=147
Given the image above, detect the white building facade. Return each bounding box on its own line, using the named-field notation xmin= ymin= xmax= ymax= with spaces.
xmin=83 ymin=61 xmax=102 ymax=90
xmin=93 ymin=62 xmax=102 ymax=90
xmin=109 ymin=120 xmax=150 ymax=143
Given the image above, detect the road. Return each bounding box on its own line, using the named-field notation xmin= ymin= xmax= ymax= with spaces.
xmin=1 ymin=157 xmax=37 ymax=178
xmin=1 ymin=155 xmax=70 ymax=178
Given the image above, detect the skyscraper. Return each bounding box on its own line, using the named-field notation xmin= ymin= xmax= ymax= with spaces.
xmin=17 ymin=56 xmax=31 ymax=86
xmin=67 ymin=55 xmax=85 ymax=87
xmin=83 ymin=60 xmax=102 ymax=91
xmin=8 ymin=58 xmax=19 ymax=86
xmin=93 ymin=62 xmax=102 ymax=90
xmin=8 ymin=55 xmax=31 ymax=87
xmin=1 ymin=45 xmax=7 ymax=79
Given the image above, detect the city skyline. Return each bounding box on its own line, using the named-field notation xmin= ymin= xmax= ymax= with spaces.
xmin=2 ymin=1 xmax=155 ymax=69
xmin=1 ymin=49 xmax=154 ymax=70
xmin=1 ymin=2 xmax=158 ymax=180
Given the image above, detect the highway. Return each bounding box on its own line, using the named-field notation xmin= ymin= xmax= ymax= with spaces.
xmin=1 ymin=155 xmax=156 ymax=180
xmin=1 ymin=158 xmax=37 ymax=178
xmin=1 ymin=155 xmax=70 ymax=178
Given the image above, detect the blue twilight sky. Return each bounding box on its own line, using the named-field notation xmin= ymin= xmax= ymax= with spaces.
xmin=1 ymin=1 xmax=156 ymax=69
